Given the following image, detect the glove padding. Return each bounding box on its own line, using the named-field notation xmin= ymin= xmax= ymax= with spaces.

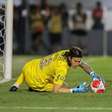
xmin=9 ymin=86 xmax=18 ymax=92
xmin=90 ymin=72 xmax=105 ymax=83
xmin=90 ymin=72 xmax=100 ymax=80
xmin=71 ymin=82 xmax=89 ymax=93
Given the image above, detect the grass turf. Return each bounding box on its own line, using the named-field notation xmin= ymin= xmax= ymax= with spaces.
xmin=0 ymin=56 xmax=112 ymax=112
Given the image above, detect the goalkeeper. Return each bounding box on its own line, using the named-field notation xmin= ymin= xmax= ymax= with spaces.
xmin=10 ymin=47 xmax=100 ymax=93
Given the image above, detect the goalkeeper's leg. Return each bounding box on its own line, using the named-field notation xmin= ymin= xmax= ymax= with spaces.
xmin=9 ymin=72 xmax=25 ymax=92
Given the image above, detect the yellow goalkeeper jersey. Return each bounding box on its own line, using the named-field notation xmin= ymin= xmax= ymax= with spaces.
xmin=16 ymin=50 xmax=69 ymax=91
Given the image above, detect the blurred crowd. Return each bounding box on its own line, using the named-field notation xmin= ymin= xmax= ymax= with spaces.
xmin=13 ymin=1 xmax=104 ymax=55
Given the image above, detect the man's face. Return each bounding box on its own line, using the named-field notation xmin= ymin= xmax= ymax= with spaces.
xmin=70 ymin=57 xmax=81 ymax=68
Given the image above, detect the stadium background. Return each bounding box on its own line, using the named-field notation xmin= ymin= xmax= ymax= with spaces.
xmin=1 ymin=0 xmax=112 ymax=56
xmin=0 ymin=0 xmax=112 ymax=112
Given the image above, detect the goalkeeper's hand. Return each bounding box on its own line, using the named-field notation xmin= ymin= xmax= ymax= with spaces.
xmin=71 ymin=82 xmax=89 ymax=93
xmin=90 ymin=72 xmax=101 ymax=80
xmin=90 ymin=72 xmax=105 ymax=85
xmin=9 ymin=86 xmax=18 ymax=92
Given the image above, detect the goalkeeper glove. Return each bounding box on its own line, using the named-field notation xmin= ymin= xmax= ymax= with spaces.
xmin=71 ymin=82 xmax=89 ymax=93
xmin=90 ymin=72 xmax=105 ymax=84
xmin=9 ymin=86 xmax=18 ymax=92
xmin=90 ymin=72 xmax=100 ymax=80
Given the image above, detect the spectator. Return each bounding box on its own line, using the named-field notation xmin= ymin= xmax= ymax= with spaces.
xmin=70 ymin=2 xmax=88 ymax=54
xmin=41 ymin=5 xmax=52 ymax=54
xmin=59 ymin=3 xmax=69 ymax=49
xmin=48 ymin=6 xmax=63 ymax=52
xmin=29 ymin=5 xmax=45 ymax=54
xmin=92 ymin=1 xmax=104 ymax=30
xmin=59 ymin=3 xmax=68 ymax=28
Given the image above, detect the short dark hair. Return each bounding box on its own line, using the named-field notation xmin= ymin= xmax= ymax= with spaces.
xmin=69 ymin=47 xmax=82 ymax=58
xmin=64 ymin=47 xmax=83 ymax=58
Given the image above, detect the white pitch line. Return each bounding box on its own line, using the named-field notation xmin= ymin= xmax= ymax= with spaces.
xmin=0 ymin=106 xmax=112 ymax=110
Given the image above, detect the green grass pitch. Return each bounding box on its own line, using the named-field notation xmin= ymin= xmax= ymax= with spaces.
xmin=0 ymin=56 xmax=112 ymax=112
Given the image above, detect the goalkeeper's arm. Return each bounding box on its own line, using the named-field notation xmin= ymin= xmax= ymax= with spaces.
xmin=79 ymin=61 xmax=99 ymax=80
xmin=52 ymin=83 xmax=89 ymax=93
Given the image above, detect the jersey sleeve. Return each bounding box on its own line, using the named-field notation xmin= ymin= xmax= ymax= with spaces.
xmin=53 ymin=61 xmax=68 ymax=85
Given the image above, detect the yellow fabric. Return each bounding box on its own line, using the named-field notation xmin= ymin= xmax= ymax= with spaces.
xmin=15 ymin=50 xmax=69 ymax=91
xmin=31 ymin=14 xmax=44 ymax=31
xmin=49 ymin=15 xmax=62 ymax=33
